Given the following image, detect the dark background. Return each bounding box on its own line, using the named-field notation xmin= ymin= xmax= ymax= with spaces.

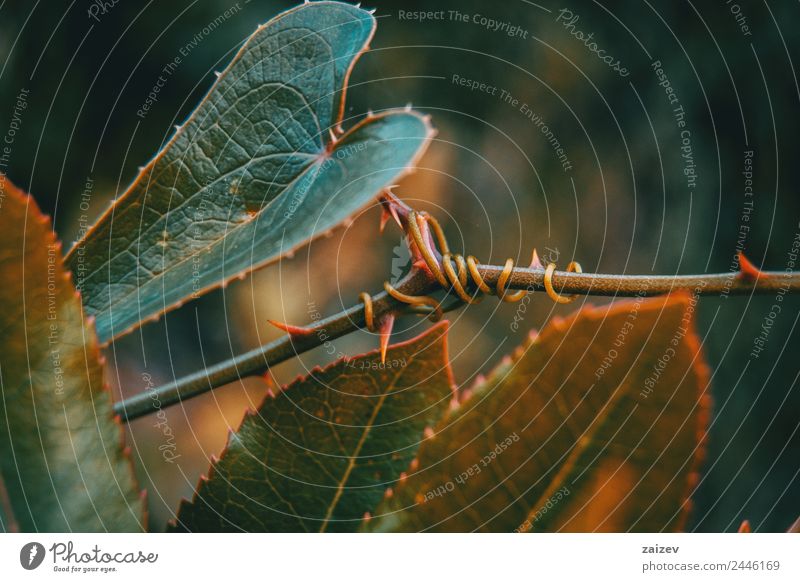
xmin=1 ymin=0 xmax=798 ymax=531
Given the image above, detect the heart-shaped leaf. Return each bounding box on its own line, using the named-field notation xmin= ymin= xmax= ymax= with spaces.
xmin=169 ymin=322 xmax=454 ymax=532
xmin=365 ymin=295 xmax=711 ymax=532
xmin=67 ymin=1 xmax=433 ymax=343
xmin=0 ymin=180 xmax=145 ymax=532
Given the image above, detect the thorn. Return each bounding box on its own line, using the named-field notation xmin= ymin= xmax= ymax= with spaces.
xmin=328 ymin=128 xmax=338 ymax=144
xmin=384 ymin=487 xmax=393 ymax=499
xmin=214 ymin=71 xmax=221 ymax=78
xmin=404 ymin=103 xmax=412 ymax=111
xmin=378 ymin=314 xmax=395 ymax=364
xmin=738 ymin=520 xmax=751 ymax=533
xmin=362 ymin=511 xmax=371 ymax=523
xmin=423 ymin=426 xmax=435 ymax=439
xmin=409 ymin=458 xmax=419 ymax=471
xmin=398 ymin=472 xmax=407 ymax=483
xmin=267 ymin=319 xmax=317 ymax=337
xmin=379 ymin=206 xmax=391 ymax=234
xmin=736 ymin=251 xmax=764 ymax=281
xmin=529 ymin=248 xmax=544 ymax=270
xmin=412 ymin=258 xmax=428 ymax=270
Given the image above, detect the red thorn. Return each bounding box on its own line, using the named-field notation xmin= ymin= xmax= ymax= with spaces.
xmin=379 ymin=206 xmax=391 ymax=234
xmin=409 ymin=458 xmax=419 ymax=471
xmin=267 ymin=319 xmax=316 ymax=337
xmin=737 ymin=251 xmax=765 ymax=281
xmin=384 ymin=487 xmax=394 ymax=499
xmin=423 ymin=426 xmax=435 ymax=439
xmin=378 ymin=314 xmax=395 ymax=364
xmin=412 ymin=258 xmax=428 ymax=271
xmin=378 ymin=190 xmax=405 ymax=233
xmin=529 ymin=248 xmax=544 ymax=270
xmin=738 ymin=520 xmax=751 ymax=533
xmin=362 ymin=511 xmax=372 ymax=522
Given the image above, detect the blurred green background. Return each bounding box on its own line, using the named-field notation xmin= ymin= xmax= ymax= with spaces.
xmin=1 ymin=0 xmax=798 ymax=532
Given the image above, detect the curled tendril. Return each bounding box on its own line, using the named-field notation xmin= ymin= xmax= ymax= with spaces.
xmin=375 ymin=209 xmax=582 ymax=325
xmin=359 ymin=292 xmax=375 ymax=331
xmin=543 ymin=261 xmax=583 ymax=304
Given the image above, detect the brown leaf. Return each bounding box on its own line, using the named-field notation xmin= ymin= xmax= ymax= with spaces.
xmin=365 ymin=294 xmax=711 ymax=532
xmin=170 ymin=323 xmax=454 ymax=532
xmin=0 ymin=180 xmax=145 ymax=532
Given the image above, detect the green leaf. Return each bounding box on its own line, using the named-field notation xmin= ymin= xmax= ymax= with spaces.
xmin=0 ymin=181 xmax=145 ymax=532
xmin=365 ymin=295 xmax=711 ymax=532
xmin=67 ymin=1 xmax=433 ymax=343
xmin=169 ymin=322 xmax=454 ymax=532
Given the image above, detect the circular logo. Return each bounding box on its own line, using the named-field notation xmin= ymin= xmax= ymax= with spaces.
xmin=19 ymin=542 xmax=46 ymax=570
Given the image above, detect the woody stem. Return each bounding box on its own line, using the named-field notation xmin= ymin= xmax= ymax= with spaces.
xmin=115 ymin=264 xmax=800 ymax=422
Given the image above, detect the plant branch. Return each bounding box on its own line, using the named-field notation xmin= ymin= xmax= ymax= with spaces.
xmin=114 ymin=263 xmax=800 ymax=422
